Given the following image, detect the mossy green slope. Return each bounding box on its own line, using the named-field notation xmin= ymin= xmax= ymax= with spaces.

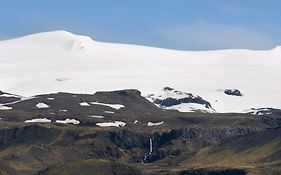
xmin=38 ymin=159 xmax=141 ymax=175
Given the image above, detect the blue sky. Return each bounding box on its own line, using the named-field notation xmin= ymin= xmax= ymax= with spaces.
xmin=0 ymin=0 xmax=281 ymax=50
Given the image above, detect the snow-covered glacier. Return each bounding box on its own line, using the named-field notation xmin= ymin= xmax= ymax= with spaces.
xmin=0 ymin=30 xmax=280 ymax=113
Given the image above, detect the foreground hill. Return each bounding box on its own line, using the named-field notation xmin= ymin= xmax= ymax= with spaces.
xmin=0 ymin=89 xmax=280 ymax=175
xmin=0 ymin=31 xmax=280 ymax=113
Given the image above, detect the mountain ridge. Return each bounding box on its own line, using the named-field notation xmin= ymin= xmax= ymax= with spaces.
xmin=1 ymin=30 xmax=281 ymax=52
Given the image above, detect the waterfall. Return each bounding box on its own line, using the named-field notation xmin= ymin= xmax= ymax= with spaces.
xmin=149 ymin=138 xmax=153 ymax=154
xmin=141 ymin=138 xmax=153 ymax=164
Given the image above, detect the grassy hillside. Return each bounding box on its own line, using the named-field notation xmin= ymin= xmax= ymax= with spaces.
xmin=38 ymin=159 xmax=141 ymax=175
xmin=0 ymin=90 xmax=280 ymax=175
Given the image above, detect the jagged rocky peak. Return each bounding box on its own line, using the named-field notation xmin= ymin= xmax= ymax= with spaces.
xmin=146 ymin=87 xmax=216 ymax=113
xmin=224 ymin=89 xmax=243 ymax=96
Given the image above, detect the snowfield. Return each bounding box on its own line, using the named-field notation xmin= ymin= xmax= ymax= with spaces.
xmin=25 ymin=118 xmax=51 ymax=123
xmin=0 ymin=30 xmax=280 ymax=113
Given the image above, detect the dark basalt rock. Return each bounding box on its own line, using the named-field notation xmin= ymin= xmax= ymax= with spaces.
xmin=0 ymin=91 xmax=21 ymax=104
xmin=0 ymin=125 xmax=59 ymax=149
xmin=106 ymin=126 xmax=265 ymax=163
xmin=109 ymin=129 xmax=150 ymax=149
xmin=224 ymin=89 xmax=242 ymax=96
xmin=151 ymin=87 xmax=213 ymax=110
xmin=95 ymin=89 xmax=142 ymax=98
xmin=117 ymin=89 xmax=142 ymax=97
xmin=154 ymin=96 xmax=212 ymax=109
xmin=163 ymin=87 xmax=175 ymax=91
xmin=152 ymin=126 xmax=264 ymax=148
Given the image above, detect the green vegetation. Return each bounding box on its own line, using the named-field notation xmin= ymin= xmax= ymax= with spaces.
xmin=0 ymin=90 xmax=280 ymax=174
xmin=38 ymin=159 xmax=141 ymax=175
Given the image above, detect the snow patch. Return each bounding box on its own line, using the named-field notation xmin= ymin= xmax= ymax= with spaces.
xmin=243 ymin=108 xmax=276 ymax=116
xmin=165 ymin=103 xmax=216 ymax=113
xmin=0 ymin=93 xmax=21 ymax=98
xmin=90 ymin=115 xmax=104 ymax=119
xmin=56 ymin=118 xmax=80 ymax=125
xmin=147 ymin=87 xmax=195 ymax=100
xmin=96 ymin=121 xmax=126 ymax=127
xmin=25 ymin=118 xmax=51 ymax=123
xmin=147 ymin=87 xmax=215 ymax=113
xmin=105 ymin=111 xmax=115 ymax=114
xmin=80 ymin=102 xmax=91 ymax=106
xmin=90 ymin=102 xmax=125 ymax=110
xmin=147 ymin=121 xmax=164 ymax=127
xmin=0 ymin=105 xmax=12 ymax=110
xmin=36 ymin=103 xmax=50 ymax=109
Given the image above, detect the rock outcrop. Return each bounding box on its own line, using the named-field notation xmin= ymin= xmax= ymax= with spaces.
xmin=224 ymin=89 xmax=242 ymax=96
